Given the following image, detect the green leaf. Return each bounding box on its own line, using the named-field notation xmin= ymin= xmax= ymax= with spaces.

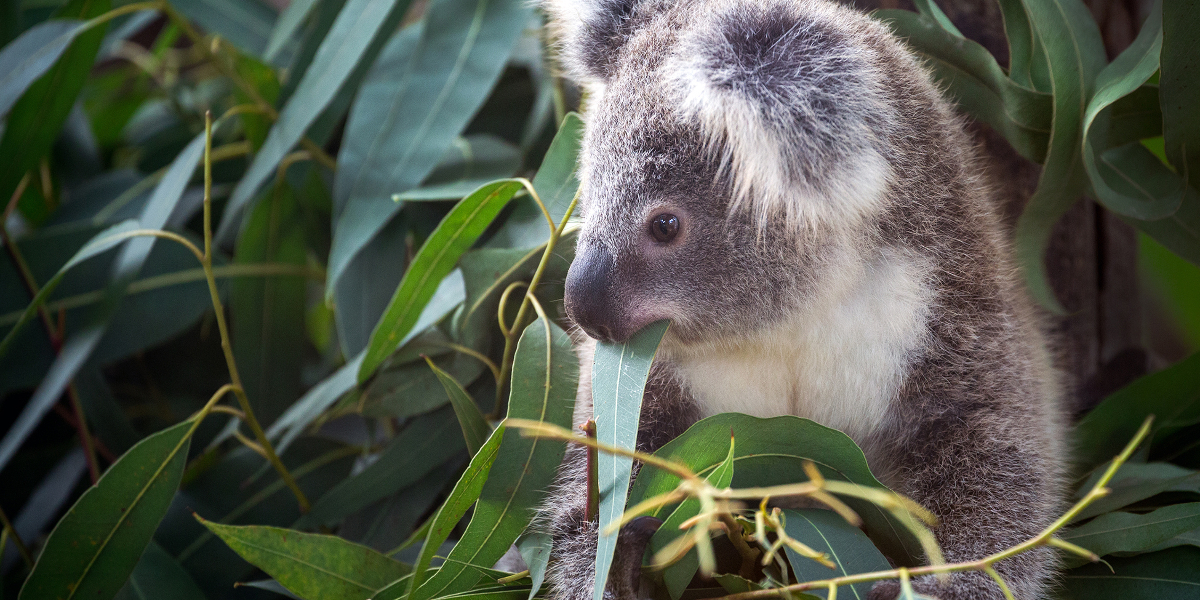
xmin=876 ymin=10 xmax=1051 ymax=162
xmin=1012 ymin=0 xmax=1107 ymax=313
xmin=1059 ymin=503 xmax=1200 ymax=568
xmin=1138 ymin=527 xmax=1200 ymax=554
xmin=18 ymin=420 xmax=192 ymax=600
xmin=411 ymin=318 xmax=578 ymax=600
xmin=783 ymin=509 xmax=890 ymax=600
xmin=199 ymin=519 xmax=411 ymax=600
xmin=651 ymin=434 xmax=736 ymax=599
xmin=592 ymin=320 xmax=671 ymax=600
xmin=361 ymin=349 xmax=484 ymax=419
xmin=487 ymin=113 xmax=585 ymax=249
xmin=516 ymin=533 xmax=551 ymax=600
xmin=358 ymin=180 xmax=524 ymax=382
xmin=302 ymin=407 xmax=465 ymax=528
xmin=1072 ymin=462 xmax=1200 ymax=522
xmin=406 ymin=427 xmax=506 ymax=600
xmin=1059 ymin=546 xmax=1200 ymax=599
xmin=232 ymin=187 xmax=308 ymax=425
xmin=172 ymin=0 xmax=277 ymax=57
xmin=265 ymin=0 xmax=320 ymax=62
xmin=1160 ymin=0 xmax=1200 ymax=189
xmin=1081 ymin=1 xmax=1195 ymax=220
xmin=114 ymin=542 xmax=206 ymax=600
xmin=1073 ymin=352 xmax=1200 ymax=474
xmin=394 ymin=136 xmax=523 ymax=202
xmin=327 ymin=0 xmax=535 ymax=302
xmin=629 ymin=414 xmax=924 ymax=568
xmin=265 ymin=352 xmax=364 ymax=455
xmin=995 ymin=0 xmax=1047 ymax=92
xmin=0 ymin=0 xmax=110 ymax=207
xmin=215 ymin=0 xmax=415 ymax=242
xmin=426 ymin=357 xmax=492 ymax=456
xmin=0 ymin=131 xmax=204 ymax=475
xmin=0 ymin=19 xmax=82 ymax=118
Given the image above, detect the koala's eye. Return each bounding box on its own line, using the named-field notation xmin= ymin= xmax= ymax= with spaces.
xmin=649 ymin=213 xmax=680 ymax=243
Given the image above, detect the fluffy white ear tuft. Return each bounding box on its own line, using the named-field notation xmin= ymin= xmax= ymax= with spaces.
xmin=663 ymin=0 xmax=895 ymax=232
xmin=541 ymin=0 xmax=646 ymax=84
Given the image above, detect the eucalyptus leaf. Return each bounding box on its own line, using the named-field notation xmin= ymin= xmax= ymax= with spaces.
xmin=629 ymin=414 xmax=924 ymax=568
xmin=651 ymin=433 xmax=735 ymax=599
xmin=215 ymin=0 xmax=415 ymax=242
xmin=0 ymin=19 xmax=82 ymax=119
xmin=1072 ymin=351 xmax=1200 ymax=474
xmin=327 ymin=0 xmax=534 ymax=300
xmin=406 ymin=427 xmax=507 ymax=600
xmin=426 ymin=357 xmax=492 ymax=456
xmin=358 ymin=180 xmax=524 ymax=382
xmin=516 ymin=533 xmax=551 ymax=600
xmin=173 ymin=0 xmax=277 ymax=57
xmin=0 ymin=0 xmax=110 ymax=207
xmin=18 ymin=420 xmax=192 ymax=600
xmin=1072 ymin=462 xmax=1200 ymax=522
xmin=302 ymin=407 xmax=465 ymax=528
xmin=1080 ymin=1 xmax=1194 ymax=221
xmin=488 ymin=113 xmax=584 ymax=249
xmin=200 ymin=519 xmax=411 ymax=600
xmin=1059 ymin=503 xmax=1200 ymax=568
xmin=1058 ymin=546 xmax=1200 ymax=599
xmin=592 ymin=320 xmax=671 ymax=600
xmin=265 ymin=0 xmax=321 ymax=62
xmin=783 ymin=509 xmax=890 ymax=600
xmin=1012 ymin=0 xmax=1107 ymax=313
xmin=411 ymin=318 xmax=577 ymax=600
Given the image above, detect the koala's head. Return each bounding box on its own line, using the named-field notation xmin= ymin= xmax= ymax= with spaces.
xmin=549 ymin=0 xmax=902 ymax=345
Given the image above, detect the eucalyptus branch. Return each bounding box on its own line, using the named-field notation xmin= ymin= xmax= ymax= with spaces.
xmin=491 ymin=190 xmax=580 ymax=418
xmin=199 ymin=113 xmax=310 ymax=513
xmin=156 ymin=3 xmax=337 ymax=171
xmin=0 ymin=503 xmax=33 ymax=569
xmin=5 ymin=174 xmax=102 ymax=483
xmin=715 ymin=416 xmax=1155 ymax=600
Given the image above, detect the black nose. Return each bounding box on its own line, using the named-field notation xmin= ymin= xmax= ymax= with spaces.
xmin=565 ymin=246 xmax=620 ymax=341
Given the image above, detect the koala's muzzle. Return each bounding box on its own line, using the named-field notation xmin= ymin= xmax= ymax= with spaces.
xmin=565 ymin=246 xmax=627 ymax=342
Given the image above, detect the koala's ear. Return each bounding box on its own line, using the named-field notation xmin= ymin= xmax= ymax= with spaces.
xmin=664 ymin=1 xmax=895 ymax=228
xmin=543 ymin=0 xmax=648 ymax=83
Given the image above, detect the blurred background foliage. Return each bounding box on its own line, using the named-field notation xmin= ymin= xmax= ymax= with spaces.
xmin=0 ymin=0 xmax=1197 ymax=599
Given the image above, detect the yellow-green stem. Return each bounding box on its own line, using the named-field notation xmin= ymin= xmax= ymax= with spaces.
xmin=492 ymin=192 xmax=580 ymax=418
xmin=0 ymin=503 xmax=32 ymax=568
xmin=200 ymin=113 xmax=310 ymax=513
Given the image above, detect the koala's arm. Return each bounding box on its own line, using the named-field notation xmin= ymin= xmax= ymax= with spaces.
xmin=543 ymin=350 xmax=701 ymax=600
xmin=868 ymin=385 xmax=1063 ymax=600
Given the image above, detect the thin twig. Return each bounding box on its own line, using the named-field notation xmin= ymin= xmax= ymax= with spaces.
xmin=199 ymin=112 xmax=310 ymax=513
xmin=0 ymin=503 xmax=33 ymax=568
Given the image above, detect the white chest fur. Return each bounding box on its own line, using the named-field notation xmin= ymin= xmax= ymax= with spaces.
xmin=666 ymin=250 xmax=933 ymax=442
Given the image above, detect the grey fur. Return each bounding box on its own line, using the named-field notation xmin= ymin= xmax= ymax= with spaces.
xmin=540 ymin=1 xmax=1066 ymax=599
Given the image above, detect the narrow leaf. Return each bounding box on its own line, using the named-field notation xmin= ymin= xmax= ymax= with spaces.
xmin=651 ymin=434 xmax=736 ymax=599
xmin=1160 ymin=0 xmax=1200 ymax=188
xmin=1060 ymin=502 xmax=1200 ymax=568
xmin=265 ymin=0 xmax=321 ymax=62
xmin=1012 ymin=0 xmax=1108 ymax=312
xmin=327 ymin=0 xmax=535 ymax=298
xmin=0 ymin=20 xmax=82 ymax=118
xmin=302 ymin=408 xmax=465 ymax=528
xmin=358 ymin=180 xmax=524 ymax=382
xmin=629 ymin=414 xmax=925 ymax=568
xmin=215 ymin=0 xmax=414 ymax=241
xmin=18 ymin=420 xmax=192 ymax=600
xmin=783 ymin=509 xmax=890 ymax=600
xmin=592 ymin=320 xmax=671 ymax=600
xmin=200 ymin=519 xmax=410 ymax=600
xmin=406 ymin=428 xmax=506 ymax=600
xmin=1059 ymin=547 xmax=1200 ymax=599
xmin=426 ymin=357 xmax=491 ymax=456
xmin=411 ymin=318 xmax=578 ymax=600
xmin=516 ymin=533 xmax=551 ymax=600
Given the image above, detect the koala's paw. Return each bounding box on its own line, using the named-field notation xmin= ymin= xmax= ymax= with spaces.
xmin=609 ymin=516 xmax=664 ymax=600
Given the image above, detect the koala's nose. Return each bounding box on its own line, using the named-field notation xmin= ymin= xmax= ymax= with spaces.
xmin=565 ymin=246 xmax=621 ymax=342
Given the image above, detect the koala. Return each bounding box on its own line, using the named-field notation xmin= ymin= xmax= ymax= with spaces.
xmin=539 ymin=1 xmax=1066 ymax=599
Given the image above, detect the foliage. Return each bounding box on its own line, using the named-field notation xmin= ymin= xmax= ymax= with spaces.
xmin=0 ymin=0 xmax=1197 ymax=600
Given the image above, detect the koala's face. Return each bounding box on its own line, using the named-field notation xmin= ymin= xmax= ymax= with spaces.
xmin=564 ymin=87 xmax=806 ymax=345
